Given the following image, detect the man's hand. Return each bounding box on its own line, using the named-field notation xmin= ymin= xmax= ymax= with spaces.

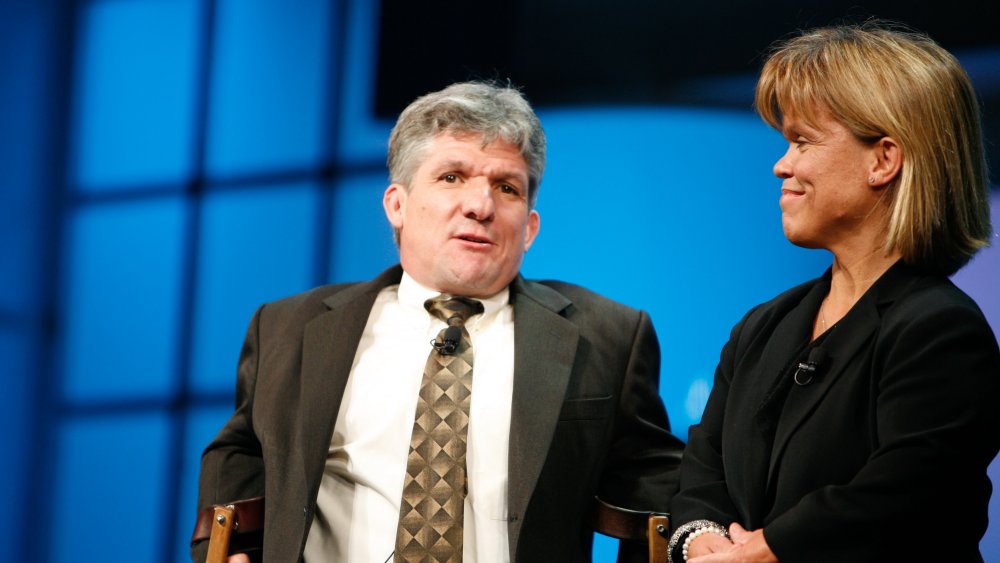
xmin=688 ymin=523 xmax=778 ymax=562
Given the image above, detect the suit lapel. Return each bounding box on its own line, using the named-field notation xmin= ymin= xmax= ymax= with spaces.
xmin=293 ymin=269 xmax=584 ymax=557
xmin=505 ymin=277 xmax=578 ymax=555
xmin=298 ymin=266 xmax=404 ymax=500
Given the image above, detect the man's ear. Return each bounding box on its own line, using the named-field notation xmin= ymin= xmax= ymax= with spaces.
xmin=383 ymin=183 xmax=406 ymax=228
xmin=869 ymin=136 xmax=903 ymax=187
xmin=523 ymin=210 xmax=540 ymax=251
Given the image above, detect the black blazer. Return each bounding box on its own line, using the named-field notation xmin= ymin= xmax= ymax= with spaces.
xmin=671 ymin=261 xmax=1000 ymax=562
xmin=193 ymin=265 xmax=684 ymax=562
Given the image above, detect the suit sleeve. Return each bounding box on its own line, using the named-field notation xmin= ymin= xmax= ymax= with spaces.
xmin=763 ymin=299 xmax=1000 ymax=560
xmin=599 ymin=311 xmax=686 ymax=562
xmin=190 ymin=306 xmax=267 ymax=562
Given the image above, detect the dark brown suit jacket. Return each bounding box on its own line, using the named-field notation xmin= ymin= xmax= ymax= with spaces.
xmin=671 ymin=261 xmax=1000 ymax=562
xmin=193 ymin=265 xmax=683 ymax=562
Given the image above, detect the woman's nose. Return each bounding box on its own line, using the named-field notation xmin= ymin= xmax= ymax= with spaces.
xmin=773 ymin=146 xmax=794 ymax=179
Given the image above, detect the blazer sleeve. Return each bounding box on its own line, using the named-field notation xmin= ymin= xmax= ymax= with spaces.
xmin=764 ymin=296 xmax=1000 ymax=561
xmin=190 ymin=305 xmax=267 ymax=562
xmin=668 ymin=313 xmax=749 ymax=531
xmin=600 ymin=311 xmax=686 ymax=562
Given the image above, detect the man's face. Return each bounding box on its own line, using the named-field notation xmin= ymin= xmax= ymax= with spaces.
xmin=383 ymin=132 xmax=540 ymax=297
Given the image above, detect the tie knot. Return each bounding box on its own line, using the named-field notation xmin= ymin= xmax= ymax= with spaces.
xmin=424 ymin=295 xmax=484 ymax=326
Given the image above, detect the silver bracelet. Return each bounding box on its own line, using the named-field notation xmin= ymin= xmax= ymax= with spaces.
xmin=667 ymin=519 xmax=729 ymax=563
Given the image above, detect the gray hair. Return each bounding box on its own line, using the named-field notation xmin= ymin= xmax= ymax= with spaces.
xmin=387 ymin=81 xmax=546 ymax=208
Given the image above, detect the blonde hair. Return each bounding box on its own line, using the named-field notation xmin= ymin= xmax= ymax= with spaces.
xmin=755 ymin=22 xmax=991 ymax=275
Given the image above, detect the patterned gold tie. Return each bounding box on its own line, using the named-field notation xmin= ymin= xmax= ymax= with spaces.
xmin=395 ymin=295 xmax=484 ymax=562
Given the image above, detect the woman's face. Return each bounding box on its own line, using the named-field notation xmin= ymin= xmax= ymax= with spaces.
xmin=773 ymin=109 xmax=885 ymax=252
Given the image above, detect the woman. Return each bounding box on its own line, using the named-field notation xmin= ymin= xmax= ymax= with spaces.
xmin=668 ymin=23 xmax=1000 ymax=563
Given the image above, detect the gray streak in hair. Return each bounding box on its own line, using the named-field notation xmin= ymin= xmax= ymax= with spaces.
xmin=387 ymin=81 xmax=546 ymax=208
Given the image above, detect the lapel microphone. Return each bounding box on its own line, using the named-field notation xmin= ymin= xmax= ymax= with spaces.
xmin=430 ymin=325 xmax=462 ymax=355
xmin=793 ymin=347 xmax=828 ymax=386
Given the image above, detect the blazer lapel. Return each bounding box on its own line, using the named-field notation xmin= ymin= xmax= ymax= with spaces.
xmin=743 ymin=279 xmax=825 ymax=518
xmin=298 ymin=266 xmax=404 ymax=500
xmin=765 ymin=298 xmax=879 ymax=486
xmin=766 ymin=261 xmax=917 ymax=486
xmin=505 ymin=277 xmax=578 ymax=555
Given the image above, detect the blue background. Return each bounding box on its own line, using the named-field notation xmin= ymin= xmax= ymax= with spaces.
xmin=2 ymin=1 xmax=998 ymax=561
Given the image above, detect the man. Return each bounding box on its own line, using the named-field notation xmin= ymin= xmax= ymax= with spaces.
xmin=192 ymin=81 xmax=683 ymax=562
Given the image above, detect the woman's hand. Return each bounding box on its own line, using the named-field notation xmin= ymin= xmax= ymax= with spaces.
xmin=685 ymin=529 xmax=734 ymax=559
xmin=688 ymin=523 xmax=778 ymax=562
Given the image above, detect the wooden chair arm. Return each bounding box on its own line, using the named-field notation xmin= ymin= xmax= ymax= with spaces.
xmin=191 ymin=497 xmax=264 ymax=563
xmin=589 ymin=497 xmax=670 ymax=563
xmin=192 ymin=496 xmax=669 ymax=562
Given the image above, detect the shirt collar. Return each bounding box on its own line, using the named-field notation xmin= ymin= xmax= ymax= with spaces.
xmin=397 ymin=272 xmax=509 ymax=324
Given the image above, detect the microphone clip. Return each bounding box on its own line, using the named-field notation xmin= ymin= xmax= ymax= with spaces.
xmin=793 ymin=362 xmax=818 ymax=386
xmin=430 ymin=325 xmax=463 ymax=355
xmin=793 ymin=347 xmax=828 ymax=386
xmin=430 ymin=338 xmax=459 ymax=355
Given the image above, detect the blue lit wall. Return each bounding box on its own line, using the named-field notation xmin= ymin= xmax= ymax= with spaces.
xmin=2 ymin=1 xmax=998 ymax=562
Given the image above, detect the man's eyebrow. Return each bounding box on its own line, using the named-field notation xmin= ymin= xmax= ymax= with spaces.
xmin=425 ymin=158 xmax=527 ymax=186
xmin=427 ymin=159 xmax=469 ymax=174
xmin=492 ymin=171 xmax=527 ymax=186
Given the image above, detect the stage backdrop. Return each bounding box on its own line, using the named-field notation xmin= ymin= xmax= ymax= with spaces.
xmin=1 ymin=1 xmax=997 ymax=562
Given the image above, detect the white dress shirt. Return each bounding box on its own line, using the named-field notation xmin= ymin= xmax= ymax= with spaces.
xmin=303 ymin=273 xmax=515 ymax=562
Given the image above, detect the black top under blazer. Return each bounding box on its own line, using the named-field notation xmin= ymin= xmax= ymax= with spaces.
xmin=193 ymin=265 xmax=684 ymax=562
xmin=671 ymin=260 xmax=1000 ymax=562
